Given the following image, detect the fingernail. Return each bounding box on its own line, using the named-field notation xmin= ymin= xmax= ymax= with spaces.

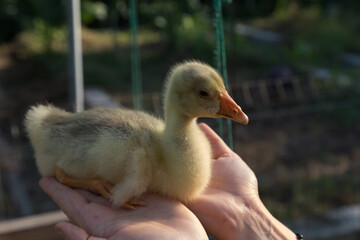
xmin=56 ymin=228 xmax=65 ymax=238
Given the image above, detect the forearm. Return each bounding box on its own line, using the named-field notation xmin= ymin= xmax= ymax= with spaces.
xmin=226 ymin=198 xmax=296 ymax=240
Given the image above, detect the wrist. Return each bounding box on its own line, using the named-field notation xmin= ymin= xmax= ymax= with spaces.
xmin=227 ymin=197 xmax=296 ymax=240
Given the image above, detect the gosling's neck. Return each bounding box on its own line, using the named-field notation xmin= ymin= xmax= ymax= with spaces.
xmin=161 ymin=107 xmax=212 ymax=201
xmin=162 ymin=94 xmax=211 ymax=164
xmin=164 ymin=108 xmax=197 ymax=137
xmin=162 ymin=107 xmax=211 ymax=165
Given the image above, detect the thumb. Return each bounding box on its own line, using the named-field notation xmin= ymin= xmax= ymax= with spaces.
xmin=55 ymin=222 xmax=105 ymax=240
xmin=198 ymin=123 xmax=233 ymax=159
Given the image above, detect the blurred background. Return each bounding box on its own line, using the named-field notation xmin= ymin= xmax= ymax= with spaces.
xmin=0 ymin=0 xmax=359 ymax=239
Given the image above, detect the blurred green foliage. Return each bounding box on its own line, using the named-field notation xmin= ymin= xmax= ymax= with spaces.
xmin=261 ymin=173 xmax=360 ymax=220
xmin=2 ymin=0 xmax=359 ymax=93
xmin=0 ymin=0 xmax=66 ymax=42
xmin=238 ymin=2 xmax=360 ymax=69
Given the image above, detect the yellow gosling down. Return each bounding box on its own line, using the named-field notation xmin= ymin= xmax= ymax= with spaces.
xmin=24 ymin=61 xmax=249 ymax=209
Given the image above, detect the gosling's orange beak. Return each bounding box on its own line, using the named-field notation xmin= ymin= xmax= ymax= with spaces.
xmin=217 ymin=91 xmax=249 ymax=125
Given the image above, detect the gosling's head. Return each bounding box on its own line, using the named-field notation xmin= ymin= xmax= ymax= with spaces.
xmin=164 ymin=61 xmax=248 ymax=125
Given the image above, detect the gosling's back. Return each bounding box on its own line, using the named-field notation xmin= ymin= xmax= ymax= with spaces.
xmin=24 ymin=105 xmax=164 ymax=180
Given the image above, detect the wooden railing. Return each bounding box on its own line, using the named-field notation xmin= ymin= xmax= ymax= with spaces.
xmin=0 ymin=211 xmax=67 ymax=240
xmin=115 ymin=76 xmax=359 ymax=120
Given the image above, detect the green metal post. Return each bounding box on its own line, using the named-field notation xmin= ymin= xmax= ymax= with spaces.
xmin=213 ymin=0 xmax=233 ymax=149
xmin=129 ymin=0 xmax=142 ymax=110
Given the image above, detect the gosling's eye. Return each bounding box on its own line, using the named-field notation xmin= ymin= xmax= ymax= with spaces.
xmin=198 ymin=90 xmax=210 ymax=98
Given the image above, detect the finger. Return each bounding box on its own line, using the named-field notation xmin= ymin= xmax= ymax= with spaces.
xmin=198 ymin=123 xmax=233 ymax=159
xmin=56 ymin=222 xmax=105 ymax=240
xmin=39 ymin=177 xmax=89 ymax=223
xmin=56 ymin=221 xmax=88 ymax=240
xmin=39 ymin=177 xmax=116 ymax=233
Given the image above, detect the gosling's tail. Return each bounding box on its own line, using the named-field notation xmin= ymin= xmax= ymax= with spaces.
xmin=24 ymin=104 xmax=70 ymax=146
xmin=24 ymin=104 xmax=69 ymax=176
xmin=24 ymin=104 xmax=58 ymax=139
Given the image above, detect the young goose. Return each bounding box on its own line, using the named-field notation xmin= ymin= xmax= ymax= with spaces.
xmin=24 ymin=61 xmax=248 ymax=208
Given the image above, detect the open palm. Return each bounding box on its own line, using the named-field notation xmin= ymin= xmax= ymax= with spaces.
xmin=40 ymin=177 xmax=208 ymax=240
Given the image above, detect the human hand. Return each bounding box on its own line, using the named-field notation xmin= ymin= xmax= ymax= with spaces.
xmin=187 ymin=123 xmax=295 ymax=240
xmin=39 ymin=177 xmax=208 ymax=240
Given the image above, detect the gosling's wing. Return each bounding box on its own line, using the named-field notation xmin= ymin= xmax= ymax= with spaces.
xmin=44 ymin=107 xmax=164 ymax=141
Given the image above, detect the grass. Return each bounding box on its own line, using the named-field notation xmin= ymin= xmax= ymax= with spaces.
xmin=13 ymin=28 xmax=168 ymax=93
xmin=261 ymin=172 xmax=360 ymax=220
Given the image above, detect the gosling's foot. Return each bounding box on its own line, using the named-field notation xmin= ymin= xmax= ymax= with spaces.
xmin=55 ymin=166 xmax=114 ymax=202
xmin=122 ymin=197 xmax=146 ymax=210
